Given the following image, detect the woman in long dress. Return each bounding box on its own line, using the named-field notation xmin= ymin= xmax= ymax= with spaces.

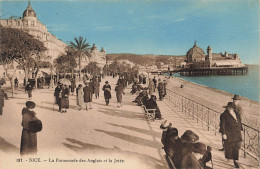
xmin=115 ymin=81 xmax=125 ymax=107
xmin=76 ymin=84 xmax=84 ymax=110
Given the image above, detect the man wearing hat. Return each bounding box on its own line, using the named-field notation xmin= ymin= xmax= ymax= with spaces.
xmin=219 ymin=102 xmax=243 ymax=168
xmin=102 ymin=81 xmax=111 ymax=105
xmin=20 ymin=101 xmax=39 ymax=155
xmin=232 ymin=94 xmax=244 ymax=122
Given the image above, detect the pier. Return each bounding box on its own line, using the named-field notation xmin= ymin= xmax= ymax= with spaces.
xmin=152 ymin=66 xmax=248 ymax=76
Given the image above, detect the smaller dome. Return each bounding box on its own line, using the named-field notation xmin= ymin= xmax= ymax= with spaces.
xmin=91 ymin=43 xmax=97 ymax=51
xmin=100 ymin=47 xmax=105 ymax=53
xmin=23 ymin=2 xmax=37 ymax=18
xmin=186 ymin=42 xmax=205 ymax=57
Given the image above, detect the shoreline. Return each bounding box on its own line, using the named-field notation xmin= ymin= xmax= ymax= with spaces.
xmin=158 ymin=74 xmax=259 ymax=129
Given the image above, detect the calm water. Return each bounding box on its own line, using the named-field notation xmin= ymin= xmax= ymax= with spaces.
xmin=172 ymin=65 xmax=259 ymax=102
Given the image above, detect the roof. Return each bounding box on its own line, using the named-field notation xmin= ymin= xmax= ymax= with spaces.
xmin=213 ymin=60 xmax=244 ymax=66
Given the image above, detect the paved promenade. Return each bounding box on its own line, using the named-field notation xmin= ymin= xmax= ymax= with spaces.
xmin=0 ymin=76 xmax=258 ymax=169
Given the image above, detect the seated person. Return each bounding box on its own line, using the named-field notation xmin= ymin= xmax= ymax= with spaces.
xmin=144 ymin=95 xmax=163 ymax=120
xmin=136 ymin=82 xmax=142 ymax=92
xmin=160 ymin=126 xmax=212 ymax=169
xmin=130 ymin=82 xmax=137 ymax=94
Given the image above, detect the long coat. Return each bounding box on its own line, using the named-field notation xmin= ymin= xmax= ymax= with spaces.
xmin=0 ymin=88 xmax=7 ymax=108
xmin=219 ymin=109 xmax=243 ymax=160
xmin=54 ymin=86 xmax=61 ymax=105
xmin=76 ymin=87 xmax=84 ymax=107
xmin=20 ymin=108 xmax=38 ymax=155
xmin=148 ymin=80 xmax=155 ymax=95
xmin=83 ymin=85 xmax=93 ymax=103
xmin=115 ymin=84 xmax=124 ymax=103
xmin=94 ymin=81 xmax=100 ymax=94
xmin=60 ymin=86 xmax=70 ymax=109
xmin=102 ymin=85 xmax=111 ymax=100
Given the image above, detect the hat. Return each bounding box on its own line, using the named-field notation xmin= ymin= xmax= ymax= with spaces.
xmin=232 ymin=94 xmax=241 ymax=100
xmin=167 ymin=127 xmax=178 ymax=137
xmin=223 ymin=102 xmax=236 ymax=108
xmin=181 ymin=130 xmax=199 ymax=143
xmin=26 ymin=101 xmax=36 ymax=109
xmin=193 ymin=142 xmax=207 ymax=154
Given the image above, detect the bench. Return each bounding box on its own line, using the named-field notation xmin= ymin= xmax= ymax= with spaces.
xmin=141 ymin=105 xmax=156 ymax=121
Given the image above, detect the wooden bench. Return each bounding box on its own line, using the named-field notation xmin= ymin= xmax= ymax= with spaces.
xmin=141 ymin=105 xmax=156 ymax=121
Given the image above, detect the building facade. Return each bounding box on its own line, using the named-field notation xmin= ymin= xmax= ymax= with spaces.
xmin=185 ymin=42 xmax=245 ymax=69
xmin=0 ymin=1 xmax=68 ymax=64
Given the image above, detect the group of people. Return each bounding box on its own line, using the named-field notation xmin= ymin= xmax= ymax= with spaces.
xmin=219 ymin=94 xmax=243 ymax=168
xmin=161 ymin=122 xmax=212 ymax=169
xmin=160 ymin=94 xmax=244 ymax=169
xmin=54 ymin=76 xmax=102 ymax=112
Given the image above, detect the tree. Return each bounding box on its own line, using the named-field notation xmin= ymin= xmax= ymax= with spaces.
xmin=0 ymin=25 xmax=47 ymax=95
xmin=69 ymin=36 xmax=90 ymax=79
xmin=54 ymin=47 xmax=77 ymax=76
xmin=82 ymin=62 xmax=101 ymax=75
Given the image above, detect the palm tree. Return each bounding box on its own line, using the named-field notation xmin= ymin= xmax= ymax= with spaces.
xmin=69 ymin=36 xmax=90 ymax=79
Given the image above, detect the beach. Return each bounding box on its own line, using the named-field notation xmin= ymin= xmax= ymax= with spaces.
xmin=159 ymin=75 xmax=259 ymax=130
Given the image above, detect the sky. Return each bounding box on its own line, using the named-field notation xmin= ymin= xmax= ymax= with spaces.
xmin=0 ymin=0 xmax=259 ymax=64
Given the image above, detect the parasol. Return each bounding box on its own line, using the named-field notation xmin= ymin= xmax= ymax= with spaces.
xmin=59 ymin=78 xmax=71 ymax=86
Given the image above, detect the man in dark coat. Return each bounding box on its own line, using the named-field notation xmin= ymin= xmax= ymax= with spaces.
xmin=54 ymin=83 xmax=62 ymax=112
xmin=232 ymin=94 xmax=244 ymax=122
xmin=219 ymin=102 xmax=243 ymax=168
xmin=25 ymin=83 xmax=33 ymax=99
xmin=152 ymin=76 xmax=157 ymax=92
xmin=20 ymin=101 xmax=38 ymax=155
xmin=0 ymin=85 xmax=8 ymax=115
xmin=83 ymin=83 xmax=93 ymax=110
xmin=60 ymin=84 xmax=70 ymax=113
xmin=102 ymin=81 xmax=111 ymax=105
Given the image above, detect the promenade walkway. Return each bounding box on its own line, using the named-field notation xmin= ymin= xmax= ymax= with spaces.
xmin=0 ymin=76 xmax=258 ymax=169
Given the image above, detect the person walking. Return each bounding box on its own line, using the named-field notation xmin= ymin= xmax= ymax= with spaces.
xmin=54 ymin=83 xmax=62 ymax=112
xmin=60 ymin=84 xmax=70 ymax=113
xmin=232 ymin=94 xmax=244 ymax=122
xmin=25 ymin=83 xmax=34 ymax=99
xmin=76 ymin=84 xmax=84 ymax=110
xmin=70 ymin=78 xmax=76 ymax=95
xmin=152 ymin=76 xmax=157 ymax=92
xmin=83 ymin=82 xmax=93 ymax=110
xmin=20 ymin=101 xmax=40 ymax=155
xmin=94 ymin=79 xmax=100 ymax=99
xmin=219 ymin=94 xmax=244 ymax=152
xmin=219 ymin=102 xmax=243 ymax=168
xmin=163 ymin=79 xmax=168 ymax=98
xmin=115 ymin=81 xmax=125 ymax=107
xmin=102 ymin=81 xmax=111 ymax=105
xmin=148 ymin=78 xmax=155 ymax=96
xmin=14 ymin=77 xmax=19 ymax=87
xmin=0 ymin=85 xmax=8 ymax=115
xmin=157 ymin=79 xmax=165 ymax=101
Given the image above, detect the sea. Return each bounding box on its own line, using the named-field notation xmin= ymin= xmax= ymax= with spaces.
xmin=172 ymin=65 xmax=259 ymax=102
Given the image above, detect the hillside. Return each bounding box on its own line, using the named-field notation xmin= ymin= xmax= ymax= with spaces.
xmin=106 ymin=53 xmax=186 ymax=66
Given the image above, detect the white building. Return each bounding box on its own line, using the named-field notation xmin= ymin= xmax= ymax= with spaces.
xmin=0 ymin=1 xmax=67 ymax=64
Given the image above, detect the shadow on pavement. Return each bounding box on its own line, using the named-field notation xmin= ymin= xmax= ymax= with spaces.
xmin=95 ymin=129 xmax=162 ymax=149
xmin=98 ymin=107 xmax=144 ymax=120
xmin=107 ymin=123 xmax=162 ymax=138
xmin=63 ymin=138 xmax=165 ymax=169
xmin=0 ymin=137 xmax=19 ymax=153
